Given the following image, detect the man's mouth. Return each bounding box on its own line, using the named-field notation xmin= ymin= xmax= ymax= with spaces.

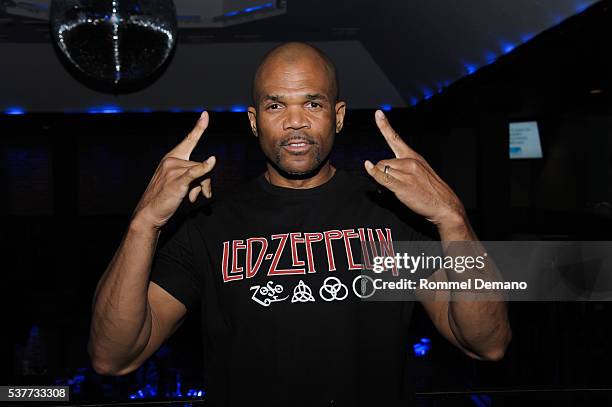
xmin=283 ymin=139 xmax=314 ymax=155
xmin=282 ymin=139 xmax=314 ymax=154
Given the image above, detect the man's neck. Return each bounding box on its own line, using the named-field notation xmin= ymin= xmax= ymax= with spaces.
xmin=265 ymin=164 xmax=336 ymax=189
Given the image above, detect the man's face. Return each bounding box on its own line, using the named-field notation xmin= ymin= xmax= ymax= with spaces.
xmin=248 ymin=57 xmax=345 ymax=176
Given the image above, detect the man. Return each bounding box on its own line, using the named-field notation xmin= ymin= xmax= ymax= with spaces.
xmin=88 ymin=42 xmax=511 ymax=406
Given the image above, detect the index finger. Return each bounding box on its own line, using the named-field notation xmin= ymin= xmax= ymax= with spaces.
xmin=374 ymin=110 xmax=419 ymax=159
xmin=168 ymin=110 xmax=209 ymax=160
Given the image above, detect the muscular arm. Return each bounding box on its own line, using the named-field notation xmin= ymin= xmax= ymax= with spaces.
xmin=88 ymin=218 xmax=187 ymax=376
xmin=363 ymin=110 xmax=511 ymax=361
xmin=88 ymin=111 xmax=214 ymax=375
xmin=417 ymin=216 xmax=512 ymax=361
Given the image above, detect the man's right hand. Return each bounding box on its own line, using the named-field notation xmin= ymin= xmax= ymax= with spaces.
xmin=132 ymin=110 xmax=216 ymax=230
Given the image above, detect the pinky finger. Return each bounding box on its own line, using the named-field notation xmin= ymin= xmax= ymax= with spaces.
xmin=188 ymin=185 xmax=202 ymax=203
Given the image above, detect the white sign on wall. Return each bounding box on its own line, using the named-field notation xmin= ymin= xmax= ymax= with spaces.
xmin=509 ymin=121 xmax=543 ymax=159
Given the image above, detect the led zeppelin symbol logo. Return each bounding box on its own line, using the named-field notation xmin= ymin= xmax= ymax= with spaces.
xmin=250 ymin=281 xmax=288 ymax=307
xmin=319 ymin=277 xmax=349 ymax=302
xmin=352 ymin=275 xmax=376 ymax=299
xmin=292 ymin=280 xmax=315 ymax=303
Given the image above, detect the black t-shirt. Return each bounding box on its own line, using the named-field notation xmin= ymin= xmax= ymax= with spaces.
xmin=150 ymin=169 xmax=439 ymax=407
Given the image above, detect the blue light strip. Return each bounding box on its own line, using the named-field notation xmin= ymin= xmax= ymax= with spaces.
xmin=223 ymin=2 xmax=273 ymax=18
xmin=87 ymin=105 xmax=123 ymax=114
xmin=0 ymin=106 xmax=263 ymax=115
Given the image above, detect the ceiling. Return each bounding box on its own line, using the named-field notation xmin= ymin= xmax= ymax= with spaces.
xmin=0 ymin=0 xmax=602 ymax=112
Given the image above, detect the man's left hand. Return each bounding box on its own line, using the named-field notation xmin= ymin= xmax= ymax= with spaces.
xmin=364 ymin=110 xmax=465 ymax=227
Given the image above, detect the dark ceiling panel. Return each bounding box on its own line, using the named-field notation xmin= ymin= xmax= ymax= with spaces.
xmin=0 ymin=0 xmax=601 ymax=111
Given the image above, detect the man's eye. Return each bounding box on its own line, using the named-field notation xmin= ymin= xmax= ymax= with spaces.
xmin=308 ymin=102 xmax=321 ymax=108
xmin=267 ymin=103 xmax=280 ymax=110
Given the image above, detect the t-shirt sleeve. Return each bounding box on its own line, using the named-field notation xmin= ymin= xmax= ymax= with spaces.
xmin=150 ymin=216 xmax=202 ymax=311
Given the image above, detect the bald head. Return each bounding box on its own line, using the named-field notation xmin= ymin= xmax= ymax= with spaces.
xmin=251 ymin=42 xmax=339 ymax=107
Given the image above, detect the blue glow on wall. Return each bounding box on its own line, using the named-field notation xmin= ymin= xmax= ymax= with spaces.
xmin=464 ymin=63 xmax=478 ymax=75
xmin=552 ymin=13 xmax=564 ymax=24
xmin=485 ymin=51 xmax=498 ymax=64
xmin=230 ymin=105 xmax=247 ymax=112
xmin=500 ymin=41 xmax=516 ymax=54
xmin=87 ymin=105 xmax=122 ymax=114
xmin=436 ymin=80 xmax=451 ymax=92
xmin=5 ymin=107 xmax=25 ymax=115
xmin=575 ymin=2 xmax=590 ymax=13
xmin=379 ymin=104 xmax=392 ymax=111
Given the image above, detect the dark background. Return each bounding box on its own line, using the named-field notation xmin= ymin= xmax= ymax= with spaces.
xmin=3 ymin=1 xmax=612 ymax=405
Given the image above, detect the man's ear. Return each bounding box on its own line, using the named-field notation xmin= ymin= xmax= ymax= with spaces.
xmin=247 ymin=106 xmax=258 ymax=137
xmin=335 ymin=101 xmax=347 ymax=133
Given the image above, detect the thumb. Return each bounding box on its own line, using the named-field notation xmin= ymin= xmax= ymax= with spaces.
xmin=204 ymin=155 xmax=216 ymax=169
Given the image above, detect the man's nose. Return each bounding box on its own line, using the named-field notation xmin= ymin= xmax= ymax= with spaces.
xmin=283 ymin=106 xmax=310 ymax=130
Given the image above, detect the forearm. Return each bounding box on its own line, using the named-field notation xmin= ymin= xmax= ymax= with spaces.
xmin=437 ymin=214 xmax=512 ymax=360
xmin=447 ymin=296 xmax=510 ymax=360
xmin=88 ymin=217 xmax=160 ymax=374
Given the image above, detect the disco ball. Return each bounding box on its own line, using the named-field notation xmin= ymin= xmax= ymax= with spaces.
xmin=50 ymin=0 xmax=177 ymax=92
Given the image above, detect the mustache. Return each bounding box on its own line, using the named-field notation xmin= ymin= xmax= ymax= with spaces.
xmin=279 ymin=132 xmax=316 ymax=146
